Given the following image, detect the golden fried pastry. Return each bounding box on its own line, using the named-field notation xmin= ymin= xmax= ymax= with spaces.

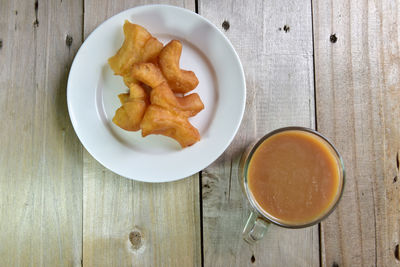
xmin=118 ymin=93 xmax=129 ymax=104
xmin=108 ymin=22 xmax=151 ymax=75
xmin=122 ymin=38 xmax=164 ymax=87
xmin=140 ymin=105 xmax=200 ymax=148
xmin=108 ymin=22 xmax=203 ymax=148
xmin=130 ymin=62 xmax=166 ymax=88
xmin=128 ymin=82 xmax=147 ymax=99
xmin=112 ymin=83 xmax=149 ymax=131
xmin=108 ymin=21 xmax=163 ymax=78
xmin=151 ymin=82 xmax=204 ymax=117
xmin=130 ymin=63 xmax=204 ymax=117
xmin=159 ymin=40 xmax=199 ymax=93
xmin=141 ymin=37 xmax=163 ymax=63
xmin=122 ymin=75 xmax=137 ymax=88
xmin=176 ymin=94 xmax=204 ymax=115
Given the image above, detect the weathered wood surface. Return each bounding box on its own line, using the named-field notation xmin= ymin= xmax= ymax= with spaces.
xmin=199 ymin=1 xmax=319 ymax=266
xmin=313 ymin=0 xmax=400 ymax=266
xmin=0 ymin=0 xmax=83 ymax=266
xmin=1 ymin=0 xmax=399 ymax=266
xmin=82 ymin=1 xmax=201 ymax=266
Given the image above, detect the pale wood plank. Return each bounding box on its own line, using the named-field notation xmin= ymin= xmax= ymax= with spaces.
xmin=199 ymin=1 xmax=318 ymax=266
xmin=82 ymin=1 xmax=201 ymax=266
xmin=313 ymin=0 xmax=400 ymax=266
xmin=0 ymin=0 xmax=83 ymax=266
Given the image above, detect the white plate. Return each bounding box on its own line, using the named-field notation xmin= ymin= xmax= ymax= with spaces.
xmin=67 ymin=5 xmax=245 ymax=182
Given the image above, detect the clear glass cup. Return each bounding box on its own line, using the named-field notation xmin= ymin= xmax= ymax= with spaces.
xmin=239 ymin=127 xmax=345 ymax=244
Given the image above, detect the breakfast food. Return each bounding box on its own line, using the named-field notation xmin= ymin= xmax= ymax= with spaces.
xmin=108 ymin=22 xmax=162 ymax=76
xmin=159 ymin=40 xmax=199 ymax=93
xmin=112 ymin=83 xmax=148 ymax=131
xmin=108 ymin=21 xmax=204 ymax=148
xmin=150 ymin=82 xmax=204 ymax=117
xmin=131 ymin=62 xmax=166 ymax=88
xmin=140 ymin=105 xmax=200 ymax=148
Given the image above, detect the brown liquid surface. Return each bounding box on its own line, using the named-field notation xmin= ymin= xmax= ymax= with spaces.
xmin=248 ymin=130 xmax=340 ymax=225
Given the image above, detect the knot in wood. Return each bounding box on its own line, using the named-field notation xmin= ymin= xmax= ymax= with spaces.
xmin=283 ymin=25 xmax=290 ymax=33
xmin=129 ymin=230 xmax=143 ymax=250
xmin=222 ymin=21 xmax=230 ymax=31
xmin=250 ymin=254 xmax=255 ymax=263
xmin=65 ymin=35 xmax=73 ymax=47
xmin=330 ymin=34 xmax=337 ymax=43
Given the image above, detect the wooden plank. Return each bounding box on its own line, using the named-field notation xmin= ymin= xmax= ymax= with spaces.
xmin=0 ymin=0 xmax=83 ymax=266
xmin=82 ymin=1 xmax=201 ymax=266
xmin=313 ymin=0 xmax=400 ymax=266
xmin=199 ymin=1 xmax=318 ymax=266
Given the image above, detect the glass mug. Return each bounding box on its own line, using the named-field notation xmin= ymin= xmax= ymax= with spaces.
xmin=239 ymin=127 xmax=345 ymax=244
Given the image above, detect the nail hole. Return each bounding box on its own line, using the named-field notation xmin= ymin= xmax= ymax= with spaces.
xmin=222 ymin=20 xmax=230 ymax=31
xmin=283 ymin=25 xmax=290 ymax=33
xmin=330 ymin=34 xmax=337 ymax=43
xmin=395 ymin=244 xmax=399 ymax=260
xmin=65 ymin=35 xmax=73 ymax=47
xmin=251 ymin=254 xmax=255 ymax=263
xmin=278 ymin=27 xmax=282 ymax=31
xmin=394 ymin=176 xmax=398 ymax=183
xmin=332 ymin=262 xmax=339 ymax=267
xmin=15 ymin=10 xmax=18 ymax=15
xmin=129 ymin=231 xmax=143 ymax=250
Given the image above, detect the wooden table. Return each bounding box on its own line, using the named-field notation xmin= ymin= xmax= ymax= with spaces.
xmin=0 ymin=0 xmax=399 ymax=266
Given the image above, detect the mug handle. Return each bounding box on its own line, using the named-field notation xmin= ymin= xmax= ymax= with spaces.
xmin=243 ymin=211 xmax=270 ymax=244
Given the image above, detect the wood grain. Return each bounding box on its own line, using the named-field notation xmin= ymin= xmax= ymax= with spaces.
xmin=82 ymin=1 xmax=201 ymax=266
xmin=0 ymin=0 xmax=83 ymax=266
xmin=313 ymin=0 xmax=400 ymax=266
xmin=199 ymin=0 xmax=318 ymax=266
xmin=83 ymin=158 xmax=200 ymax=267
xmin=2 ymin=0 xmax=398 ymax=266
